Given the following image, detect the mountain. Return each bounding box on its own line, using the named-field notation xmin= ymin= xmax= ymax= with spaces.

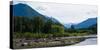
xmin=11 ymin=3 xmax=45 ymax=17
xmin=74 ymin=18 xmax=97 ymax=29
xmin=10 ymin=3 xmax=62 ymax=25
xmin=64 ymin=23 xmax=74 ymax=29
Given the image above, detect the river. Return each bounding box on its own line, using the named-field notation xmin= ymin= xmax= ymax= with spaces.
xmin=74 ymin=38 xmax=97 ymax=46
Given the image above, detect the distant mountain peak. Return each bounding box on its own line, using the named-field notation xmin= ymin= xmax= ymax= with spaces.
xmin=74 ymin=18 xmax=97 ymax=29
xmin=14 ymin=3 xmax=26 ymax=5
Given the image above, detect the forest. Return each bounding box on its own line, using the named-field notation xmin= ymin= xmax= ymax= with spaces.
xmin=13 ymin=16 xmax=97 ymax=39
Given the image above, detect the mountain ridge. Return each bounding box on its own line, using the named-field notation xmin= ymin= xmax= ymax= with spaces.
xmin=74 ymin=18 xmax=97 ymax=29
xmin=11 ymin=3 xmax=97 ymax=28
xmin=11 ymin=3 xmax=62 ymax=25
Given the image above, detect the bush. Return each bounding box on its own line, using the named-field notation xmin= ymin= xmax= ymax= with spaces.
xmin=24 ymin=32 xmax=33 ymax=39
xmin=51 ymin=25 xmax=64 ymax=34
xmin=13 ymin=32 xmax=24 ymax=38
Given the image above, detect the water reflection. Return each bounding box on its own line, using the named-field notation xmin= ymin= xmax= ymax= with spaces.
xmin=74 ymin=38 xmax=97 ymax=46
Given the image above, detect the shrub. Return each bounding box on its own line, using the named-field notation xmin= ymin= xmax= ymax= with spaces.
xmin=51 ymin=25 xmax=64 ymax=34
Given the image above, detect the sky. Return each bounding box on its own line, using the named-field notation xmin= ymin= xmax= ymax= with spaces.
xmin=12 ymin=1 xmax=98 ymax=24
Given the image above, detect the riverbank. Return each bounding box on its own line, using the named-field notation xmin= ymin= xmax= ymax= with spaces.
xmin=73 ymin=38 xmax=97 ymax=46
xmin=12 ymin=35 xmax=97 ymax=49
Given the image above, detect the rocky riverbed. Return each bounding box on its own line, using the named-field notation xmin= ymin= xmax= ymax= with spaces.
xmin=12 ymin=35 xmax=97 ymax=49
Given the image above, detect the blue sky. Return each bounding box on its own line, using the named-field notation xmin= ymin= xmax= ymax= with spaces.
xmin=13 ymin=1 xmax=98 ymax=24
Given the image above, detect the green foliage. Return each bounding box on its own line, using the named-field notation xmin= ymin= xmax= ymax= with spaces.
xmin=24 ymin=32 xmax=34 ymax=38
xmin=32 ymin=16 xmax=45 ymax=33
xmin=51 ymin=25 xmax=64 ymax=34
xmin=13 ymin=32 xmax=24 ymax=38
xmin=42 ymin=18 xmax=52 ymax=33
xmin=13 ymin=16 xmax=97 ymax=39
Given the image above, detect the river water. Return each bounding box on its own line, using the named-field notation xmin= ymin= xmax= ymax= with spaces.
xmin=74 ymin=38 xmax=97 ymax=46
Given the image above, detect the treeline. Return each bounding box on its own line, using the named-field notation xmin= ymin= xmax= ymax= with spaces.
xmin=13 ymin=16 xmax=97 ymax=39
xmin=13 ymin=16 xmax=64 ymax=34
xmin=64 ymin=24 xmax=97 ymax=34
